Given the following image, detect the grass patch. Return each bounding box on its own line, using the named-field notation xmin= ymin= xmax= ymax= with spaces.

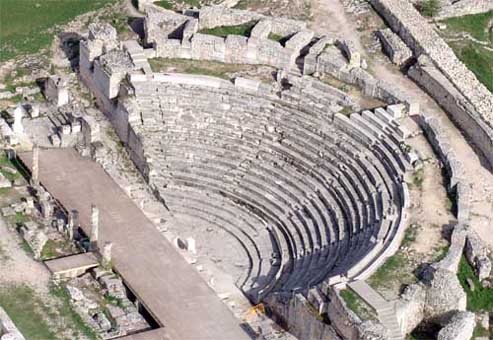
xmin=442 ymin=11 xmax=493 ymax=42
xmin=0 ymin=0 xmax=117 ymax=61
xmin=439 ymin=12 xmax=493 ymax=92
xmin=20 ymin=239 xmax=34 ymax=255
xmin=448 ymin=41 xmax=493 ymax=92
xmin=15 ymin=212 xmax=28 ymax=225
xmin=104 ymin=294 xmax=126 ymax=308
xmin=149 ymin=57 xmax=255 ymax=79
xmin=0 ymin=153 xmax=31 ymax=181
xmin=417 ymin=0 xmax=441 ymax=17
xmin=444 ymin=196 xmax=453 ymax=212
xmin=268 ymin=33 xmax=285 ymax=42
xmin=41 ymin=240 xmax=62 ymax=260
xmin=339 ymin=107 xmax=354 ymax=116
xmin=155 ymin=0 xmax=201 ymax=9
xmin=155 ymin=0 xmax=175 ymax=9
xmin=368 ymin=252 xmax=416 ymax=290
xmin=0 ymin=187 xmax=12 ymax=196
xmin=199 ymin=21 xmax=257 ymax=38
xmin=0 ymin=285 xmax=56 ymax=340
xmin=340 ymin=289 xmax=377 ymax=321
xmin=473 ymin=325 xmax=491 ymax=338
xmin=50 ymin=283 xmax=99 ymax=340
xmin=431 ymin=243 xmax=449 ymax=262
xmin=457 ymin=256 xmax=493 ymax=312
xmin=402 ymin=224 xmax=418 ymax=248
xmin=99 ymin=11 xmax=130 ymax=35
xmin=410 ymin=168 xmax=424 ymax=189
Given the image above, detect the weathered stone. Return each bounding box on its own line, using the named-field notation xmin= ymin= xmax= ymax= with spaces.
xmin=437 ymin=311 xmax=475 ymax=340
xmin=422 ymin=267 xmax=467 ymax=323
xmin=0 ymin=306 xmax=26 ymax=340
xmin=13 ymin=104 xmax=25 ymax=135
xmin=395 ymin=283 xmax=425 ymax=334
xmin=376 ymin=28 xmax=412 ymax=66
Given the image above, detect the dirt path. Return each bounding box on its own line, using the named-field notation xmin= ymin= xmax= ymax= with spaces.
xmin=0 ymin=217 xmax=51 ymax=292
xmin=311 ymin=0 xmax=493 ymax=247
xmin=309 ymin=0 xmax=365 ymax=51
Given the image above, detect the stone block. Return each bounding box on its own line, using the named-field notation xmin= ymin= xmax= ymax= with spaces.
xmin=250 ymin=20 xmax=271 ymax=39
xmin=376 ymin=28 xmax=412 ymax=66
xmin=387 ymin=103 xmax=406 ymax=119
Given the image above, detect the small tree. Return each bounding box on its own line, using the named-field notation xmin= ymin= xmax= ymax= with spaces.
xmin=419 ymin=0 xmax=441 ymax=17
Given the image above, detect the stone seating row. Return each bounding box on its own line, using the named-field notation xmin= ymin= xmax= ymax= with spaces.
xmin=148 ymin=135 xmax=382 ymax=294
xmin=127 ymin=80 xmax=410 ymax=301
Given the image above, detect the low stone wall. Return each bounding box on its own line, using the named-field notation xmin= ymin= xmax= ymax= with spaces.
xmin=197 ymin=6 xmax=307 ymax=36
xmin=465 ymin=229 xmax=492 ymax=281
xmin=376 ymin=28 xmax=412 ymax=66
xmin=434 ymin=224 xmax=467 ymax=273
xmin=150 ymin=21 xmax=307 ymax=70
xmin=419 ymin=114 xmax=466 ymax=193
xmin=411 ymin=57 xmax=493 ymax=169
xmin=0 ymin=307 xmax=25 ymax=340
xmin=437 ymin=0 xmax=493 ymax=19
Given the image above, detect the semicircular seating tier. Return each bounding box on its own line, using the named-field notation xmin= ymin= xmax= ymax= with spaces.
xmin=123 ymin=73 xmax=412 ymax=304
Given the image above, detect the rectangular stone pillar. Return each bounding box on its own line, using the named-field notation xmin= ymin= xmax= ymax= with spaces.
xmin=68 ymin=210 xmax=78 ymax=240
xmin=102 ymin=241 xmax=112 ymax=268
xmin=32 ymin=145 xmax=39 ymax=186
xmin=90 ymin=204 xmax=99 ymax=251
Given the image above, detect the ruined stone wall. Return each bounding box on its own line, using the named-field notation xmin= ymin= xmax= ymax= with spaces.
xmin=370 ymin=0 xmax=493 ymax=125
xmin=198 ymin=6 xmax=262 ymax=29
xmin=326 ymin=289 xmax=362 ymax=340
xmin=315 ymin=53 xmax=411 ymax=106
xmin=419 ymin=110 xmax=492 ymax=287
xmin=197 ymin=6 xmax=306 ymax=36
xmin=437 ymin=0 xmax=493 ymax=19
xmin=152 ymin=32 xmax=296 ymax=70
xmin=265 ymin=293 xmax=342 ymax=340
xmin=409 ymin=57 xmax=493 ymax=168
xmin=376 ymin=28 xmax=412 ymax=66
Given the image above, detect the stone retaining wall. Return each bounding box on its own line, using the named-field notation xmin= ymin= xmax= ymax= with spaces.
xmin=265 ymin=293 xmax=342 ymax=340
xmin=371 ymin=0 xmax=493 ymax=170
xmin=420 ymin=112 xmax=492 ymax=283
xmin=410 ymin=57 xmax=493 ymax=168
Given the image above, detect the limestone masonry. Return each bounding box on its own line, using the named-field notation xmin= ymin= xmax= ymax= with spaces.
xmin=2 ymin=0 xmax=493 ymax=339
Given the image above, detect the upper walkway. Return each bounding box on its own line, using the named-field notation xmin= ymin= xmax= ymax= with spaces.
xmin=19 ymin=148 xmax=250 ymax=340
